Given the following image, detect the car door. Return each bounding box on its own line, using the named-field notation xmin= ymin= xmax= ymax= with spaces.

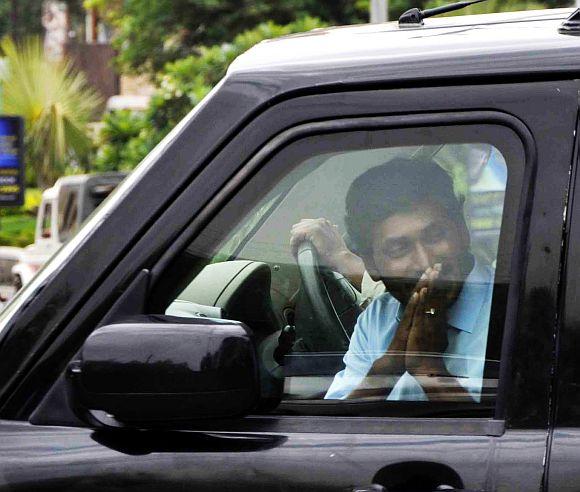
xmin=545 ymin=103 xmax=580 ymax=491
xmin=0 ymin=80 xmax=576 ymax=492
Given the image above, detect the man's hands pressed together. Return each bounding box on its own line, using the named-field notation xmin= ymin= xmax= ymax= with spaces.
xmin=407 ymin=263 xmax=462 ymax=375
xmin=366 ymin=265 xmax=447 ymax=376
xmin=350 ymin=263 xmax=471 ymax=400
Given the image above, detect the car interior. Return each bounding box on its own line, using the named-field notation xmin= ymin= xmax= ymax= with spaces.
xmin=155 ymin=136 xmax=510 ymax=416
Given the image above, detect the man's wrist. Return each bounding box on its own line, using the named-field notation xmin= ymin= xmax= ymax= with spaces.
xmin=331 ymin=250 xmax=364 ymax=273
xmin=329 ymin=250 xmax=365 ymax=291
xmin=369 ymin=352 xmax=406 ymax=376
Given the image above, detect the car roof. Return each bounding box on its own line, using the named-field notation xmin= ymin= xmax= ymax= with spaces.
xmin=228 ymin=8 xmax=580 ymax=87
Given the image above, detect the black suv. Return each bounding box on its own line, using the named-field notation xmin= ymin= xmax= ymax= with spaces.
xmin=1 ymin=7 xmax=580 ymax=491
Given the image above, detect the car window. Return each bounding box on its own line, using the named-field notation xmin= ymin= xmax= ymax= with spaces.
xmin=41 ymin=202 xmax=52 ymax=239
xmin=58 ymin=186 xmax=79 ymax=243
xmin=154 ymin=123 xmax=524 ymax=417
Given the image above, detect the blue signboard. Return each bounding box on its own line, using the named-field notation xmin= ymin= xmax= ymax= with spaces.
xmin=0 ymin=116 xmax=24 ymax=206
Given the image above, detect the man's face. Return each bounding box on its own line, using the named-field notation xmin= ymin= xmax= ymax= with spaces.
xmin=368 ymin=201 xmax=470 ymax=304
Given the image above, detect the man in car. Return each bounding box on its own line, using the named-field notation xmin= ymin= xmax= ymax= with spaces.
xmin=290 ymin=158 xmax=494 ymax=401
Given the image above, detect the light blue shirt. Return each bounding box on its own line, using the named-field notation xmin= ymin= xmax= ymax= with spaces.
xmin=325 ymin=258 xmax=494 ymax=401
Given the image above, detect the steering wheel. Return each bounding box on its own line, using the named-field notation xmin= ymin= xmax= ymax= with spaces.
xmin=295 ymin=241 xmax=362 ymax=352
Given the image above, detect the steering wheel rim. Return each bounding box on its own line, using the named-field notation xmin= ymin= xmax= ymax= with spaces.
xmin=296 ymin=241 xmax=360 ymax=352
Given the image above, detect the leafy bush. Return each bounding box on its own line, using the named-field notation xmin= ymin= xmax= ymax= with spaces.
xmin=424 ymin=0 xmax=568 ymax=14
xmin=95 ymin=1 xmax=573 ymax=172
xmin=93 ymin=110 xmax=148 ymax=172
xmin=0 ymin=214 xmax=36 ymax=247
xmin=85 ymin=0 xmax=363 ymax=74
xmin=95 ymin=17 xmax=327 ymax=171
xmin=0 ymin=188 xmax=41 ymax=246
xmin=21 ymin=188 xmax=42 ymax=215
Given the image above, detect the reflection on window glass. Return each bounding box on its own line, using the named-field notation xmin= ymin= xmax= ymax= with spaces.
xmin=41 ymin=203 xmax=52 ymax=239
xmin=58 ymin=187 xmax=79 ymax=243
xmin=163 ymin=130 xmax=520 ymax=415
xmin=324 ymin=156 xmax=498 ymax=402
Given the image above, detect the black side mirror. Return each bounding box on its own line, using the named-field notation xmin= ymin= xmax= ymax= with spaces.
xmin=68 ymin=316 xmax=259 ymax=427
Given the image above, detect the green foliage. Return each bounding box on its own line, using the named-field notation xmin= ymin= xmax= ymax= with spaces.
xmin=0 ymin=37 xmax=102 ymax=188
xmin=93 ymin=1 xmax=575 ymax=172
xmin=0 ymin=0 xmax=85 ymax=40
xmin=157 ymin=17 xmax=325 ymax=124
xmin=95 ymin=17 xmax=327 ymax=171
xmin=0 ymin=0 xmax=42 ymax=40
xmin=542 ymin=0 xmax=574 ymax=7
xmin=0 ymin=214 xmax=36 ymax=247
xmin=424 ymin=0 xmax=570 ymax=15
xmin=93 ymin=110 xmax=148 ymax=172
xmin=0 ymin=187 xmax=42 ymax=247
xmin=21 ymin=188 xmax=42 ymax=215
xmin=85 ymin=0 xmax=363 ymax=74
xmin=83 ymin=0 xmax=575 ymax=75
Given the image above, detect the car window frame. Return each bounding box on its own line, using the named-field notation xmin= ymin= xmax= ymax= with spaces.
xmin=6 ymin=82 xmax=572 ymax=433
xmin=147 ymin=111 xmax=535 ymax=435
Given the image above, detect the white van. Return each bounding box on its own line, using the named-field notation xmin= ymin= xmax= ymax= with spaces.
xmin=10 ymin=173 xmax=126 ymax=289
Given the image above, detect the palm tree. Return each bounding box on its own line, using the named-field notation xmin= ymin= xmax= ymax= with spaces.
xmin=0 ymin=37 xmax=101 ymax=189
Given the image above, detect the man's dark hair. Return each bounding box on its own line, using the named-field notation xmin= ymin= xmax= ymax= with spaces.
xmin=345 ymin=157 xmax=464 ymax=256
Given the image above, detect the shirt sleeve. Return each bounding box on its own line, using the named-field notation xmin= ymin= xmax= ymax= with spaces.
xmin=324 ymin=307 xmax=374 ymax=400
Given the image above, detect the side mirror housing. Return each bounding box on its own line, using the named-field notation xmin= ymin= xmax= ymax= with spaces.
xmin=69 ymin=316 xmax=259 ymax=426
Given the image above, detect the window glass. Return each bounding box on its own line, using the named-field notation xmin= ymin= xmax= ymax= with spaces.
xmin=41 ymin=203 xmax=52 ymax=239
xmin=57 ymin=186 xmax=79 ymax=243
xmin=155 ymin=124 xmax=523 ymax=417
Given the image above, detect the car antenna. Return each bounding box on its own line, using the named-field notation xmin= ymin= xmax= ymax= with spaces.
xmin=399 ymin=0 xmax=488 ymax=27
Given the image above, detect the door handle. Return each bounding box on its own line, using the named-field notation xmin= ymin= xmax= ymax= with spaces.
xmin=352 ymin=485 xmax=387 ymax=492
xmin=352 ymin=485 xmax=483 ymax=492
xmin=435 ymin=487 xmax=485 ymax=492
